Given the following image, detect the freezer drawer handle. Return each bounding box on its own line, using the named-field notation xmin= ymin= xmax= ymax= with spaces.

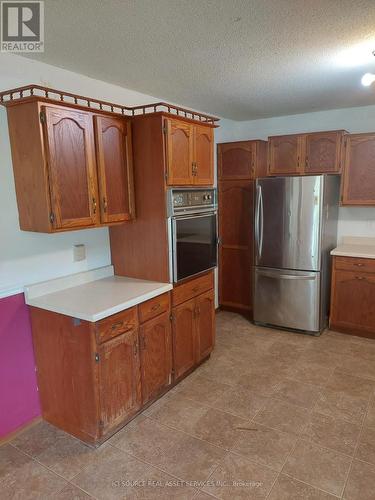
xmin=256 ymin=270 xmax=316 ymax=280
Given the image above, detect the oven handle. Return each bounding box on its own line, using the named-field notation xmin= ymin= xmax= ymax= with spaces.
xmin=172 ymin=211 xmax=217 ymax=221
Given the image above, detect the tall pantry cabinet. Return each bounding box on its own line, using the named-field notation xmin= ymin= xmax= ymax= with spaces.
xmin=217 ymin=140 xmax=267 ymax=317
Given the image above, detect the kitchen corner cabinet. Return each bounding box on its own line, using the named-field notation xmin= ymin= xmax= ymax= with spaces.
xmin=330 ymin=256 xmax=375 ymax=338
xmin=171 ymin=271 xmax=215 ymax=380
xmin=218 ymin=140 xmax=268 ymax=180
xmin=6 ymin=99 xmax=134 ymax=232
xmin=268 ymin=130 xmax=346 ymax=176
xmin=341 ymin=133 xmax=375 ymax=205
xmin=30 ymin=293 xmax=173 ymax=444
xmin=165 ymin=118 xmax=214 ymax=186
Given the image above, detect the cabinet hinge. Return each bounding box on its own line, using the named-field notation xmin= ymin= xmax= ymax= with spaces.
xmin=162 ymin=124 xmax=167 ymax=134
xmin=49 ymin=212 xmax=55 ymax=224
xmin=95 ymin=353 xmax=100 ymax=363
xmin=169 ymin=313 xmax=174 ymax=322
xmin=99 ymin=419 xmax=104 ymax=428
xmin=39 ymin=111 xmax=46 ymax=124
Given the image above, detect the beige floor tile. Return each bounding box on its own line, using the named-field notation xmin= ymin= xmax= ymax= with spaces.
xmin=366 ymin=397 xmax=375 ymax=427
xmin=173 ymin=374 xmax=229 ymax=407
xmin=287 ymin=361 xmax=335 ymax=387
xmin=0 ymin=458 xmax=67 ymax=499
xmin=53 ymin=483 xmax=93 ymax=498
xmin=343 ymin=460 xmax=375 ymax=500
xmin=197 ymin=356 xmax=245 ymax=386
xmin=110 ymin=415 xmax=226 ymax=482
xmin=302 ymin=412 xmax=361 ymax=456
xmin=72 ymin=445 xmax=196 ymax=499
xmin=283 ymin=439 xmax=351 ymax=496
xmin=10 ymin=421 xmax=97 ymax=481
xmin=231 ymin=424 xmax=297 ymax=471
xmin=338 ymin=355 xmax=375 ymax=382
xmin=237 ymin=370 xmax=282 ymax=397
xmin=0 ymin=444 xmax=31 ymax=485
xmin=253 ymin=398 xmax=311 ymax=435
xmin=299 ymin=348 xmax=342 ymax=368
xmin=325 ymin=370 xmax=375 ymax=400
xmin=314 ymin=388 xmax=369 ymax=424
xmin=146 ymin=393 xmax=246 ymax=450
xmin=211 ymin=387 xmax=267 ymax=420
xmin=355 ymin=425 xmax=375 ymax=466
xmin=270 ymin=379 xmax=320 ymax=409
xmin=202 ymin=452 xmax=277 ymax=499
xmin=194 ymin=492 xmax=219 ymax=500
xmin=267 ymin=474 xmax=338 ymax=499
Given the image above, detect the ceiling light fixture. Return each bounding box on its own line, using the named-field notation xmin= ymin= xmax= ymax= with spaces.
xmin=361 ymin=73 xmax=375 ymax=86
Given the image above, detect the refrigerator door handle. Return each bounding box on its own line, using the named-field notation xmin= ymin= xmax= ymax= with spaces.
xmin=255 ymin=269 xmax=316 ymax=281
xmin=255 ymin=184 xmax=261 ymax=260
xmin=259 ymin=186 xmax=264 ymax=259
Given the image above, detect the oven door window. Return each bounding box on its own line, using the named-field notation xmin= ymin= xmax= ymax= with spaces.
xmin=173 ymin=214 xmax=217 ymax=282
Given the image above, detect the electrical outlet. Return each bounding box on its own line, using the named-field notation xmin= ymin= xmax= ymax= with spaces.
xmin=73 ymin=244 xmax=86 ymax=262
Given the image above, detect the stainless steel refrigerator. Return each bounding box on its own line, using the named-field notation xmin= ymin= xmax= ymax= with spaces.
xmin=253 ymin=175 xmax=340 ymax=334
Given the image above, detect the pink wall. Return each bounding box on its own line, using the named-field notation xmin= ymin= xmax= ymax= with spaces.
xmin=0 ymin=293 xmax=40 ymax=437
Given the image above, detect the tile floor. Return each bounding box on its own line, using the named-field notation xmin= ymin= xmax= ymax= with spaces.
xmin=2 ymin=311 xmax=375 ymax=499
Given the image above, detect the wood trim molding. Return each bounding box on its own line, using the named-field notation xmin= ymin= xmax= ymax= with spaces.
xmin=0 ymin=84 xmax=220 ymax=124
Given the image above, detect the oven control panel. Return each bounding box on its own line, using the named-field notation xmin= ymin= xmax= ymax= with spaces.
xmin=168 ymin=188 xmax=217 ymax=215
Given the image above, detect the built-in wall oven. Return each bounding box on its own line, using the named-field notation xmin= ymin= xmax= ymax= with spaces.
xmin=167 ymin=188 xmax=218 ymax=283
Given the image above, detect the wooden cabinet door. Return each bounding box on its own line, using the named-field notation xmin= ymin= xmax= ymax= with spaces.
xmin=98 ymin=329 xmax=141 ymax=434
xmin=194 ymin=125 xmax=214 ymax=185
xmin=330 ymin=270 xmax=375 ymax=336
xmin=43 ymin=106 xmax=99 ymax=229
xmin=304 ymin=132 xmax=343 ymax=173
xmin=342 ymin=134 xmax=375 ymax=205
xmin=94 ymin=115 xmax=134 ymax=223
xmin=268 ymin=135 xmax=301 ymax=175
xmin=166 ymin=119 xmax=194 ymax=185
xmin=139 ymin=312 xmax=172 ymax=404
xmin=195 ymin=290 xmax=215 ymax=362
xmin=172 ymin=298 xmax=196 ymax=379
xmin=218 ymin=141 xmax=254 ymax=179
xmin=218 ymin=180 xmax=254 ymax=314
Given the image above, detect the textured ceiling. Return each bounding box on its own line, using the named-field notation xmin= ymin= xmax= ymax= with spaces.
xmin=24 ymin=0 xmax=375 ymax=120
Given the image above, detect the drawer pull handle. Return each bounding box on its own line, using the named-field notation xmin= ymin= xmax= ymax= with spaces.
xmin=354 ymin=263 xmax=364 ymax=267
xmin=192 ymin=286 xmax=199 ymax=292
xmin=151 ymin=303 xmax=161 ymax=311
xmin=111 ymin=321 xmax=124 ymax=330
xmin=356 ymin=276 xmax=365 ymax=280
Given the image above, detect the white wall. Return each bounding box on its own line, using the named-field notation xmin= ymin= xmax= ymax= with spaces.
xmin=216 ymin=107 xmax=375 ymax=241
xmin=0 ymin=54 xmax=161 ymax=298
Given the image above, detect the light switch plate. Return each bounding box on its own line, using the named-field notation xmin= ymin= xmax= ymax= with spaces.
xmin=73 ymin=244 xmax=86 ymax=262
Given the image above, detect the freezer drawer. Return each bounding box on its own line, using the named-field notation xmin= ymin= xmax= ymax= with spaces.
xmin=254 ymin=267 xmax=320 ymax=332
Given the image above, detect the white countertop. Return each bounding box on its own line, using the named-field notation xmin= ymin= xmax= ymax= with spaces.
xmin=24 ymin=266 xmax=172 ymax=322
xmin=331 ymin=236 xmax=375 ymax=260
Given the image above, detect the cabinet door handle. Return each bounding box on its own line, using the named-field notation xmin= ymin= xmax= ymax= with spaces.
xmin=133 ymin=340 xmax=138 ymax=356
xmin=140 ymin=336 xmax=146 ymax=350
xmin=92 ymin=197 xmax=97 ymax=214
xmin=103 ymin=197 xmax=107 ymax=213
xmin=111 ymin=321 xmax=124 ymax=330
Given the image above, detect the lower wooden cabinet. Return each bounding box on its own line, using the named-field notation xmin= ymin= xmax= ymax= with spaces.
xmin=330 ymin=256 xmax=375 ymax=338
xmin=139 ymin=312 xmax=172 ymax=404
xmin=98 ymin=329 xmax=141 ymax=434
xmin=196 ymin=290 xmax=215 ymax=362
xmin=172 ymin=272 xmax=215 ymax=380
xmin=29 ymin=286 xmax=215 ymax=444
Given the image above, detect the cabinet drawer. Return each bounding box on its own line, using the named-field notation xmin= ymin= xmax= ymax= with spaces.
xmin=138 ymin=293 xmax=170 ymax=323
xmin=334 ymin=256 xmax=375 ymax=274
xmin=96 ymin=307 xmax=138 ymax=343
xmin=172 ymin=272 xmax=214 ymax=306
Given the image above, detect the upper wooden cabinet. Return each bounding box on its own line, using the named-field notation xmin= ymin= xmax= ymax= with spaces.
xmin=304 ymin=131 xmax=344 ymax=174
xmin=43 ymin=106 xmax=99 ymax=229
xmin=218 ymin=140 xmax=267 ymax=180
xmin=268 ymin=130 xmax=346 ymax=176
xmin=94 ymin=115 xmax=134 ymax=223
xmin=268 ymin=134 xmax=302 ymax=175
xmin=165 ymin=118 xmax=214 ymax=186
xmin=6 ymin=99 xmax=134 ymax=232
xmin=341 ymin=133 xmax=375 ymax=205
